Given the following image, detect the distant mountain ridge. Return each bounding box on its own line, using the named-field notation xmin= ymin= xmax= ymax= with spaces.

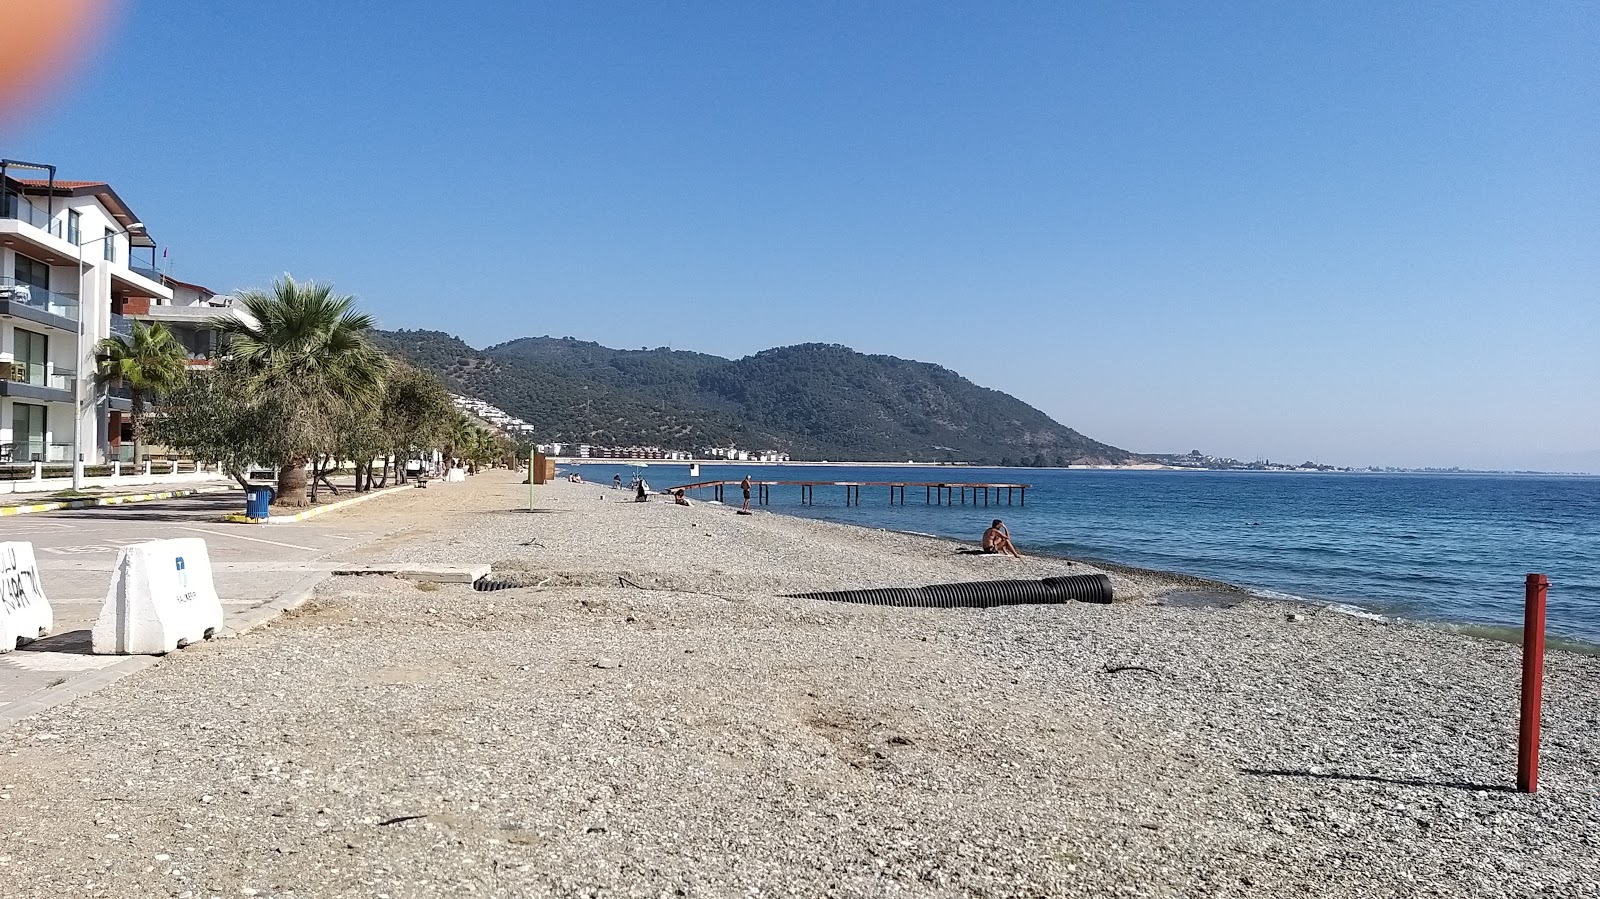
xmin=372 ymin=330 xmax=1132 ymax=465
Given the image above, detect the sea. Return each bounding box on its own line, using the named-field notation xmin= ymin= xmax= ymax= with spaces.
xmin=567 ymin=463 xmax=1600 ymax=648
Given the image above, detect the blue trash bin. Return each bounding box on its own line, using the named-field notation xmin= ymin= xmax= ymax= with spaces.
xmin=245 ymin=487 xmax=274 ymax=519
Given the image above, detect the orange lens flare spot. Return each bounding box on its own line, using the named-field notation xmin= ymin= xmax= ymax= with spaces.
xmin=0 ymin=0 xmax=115 ymax=119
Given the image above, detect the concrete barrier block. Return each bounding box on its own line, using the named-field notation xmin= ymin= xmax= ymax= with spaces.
xmin=0 ymin=542 xmax=52 ymax=652
xmin=92 ymin=538 xmax=224 ymax=655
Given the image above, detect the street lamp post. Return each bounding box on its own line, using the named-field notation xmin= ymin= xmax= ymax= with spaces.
xmin=72 ymin=222 xmax=143 ymax=489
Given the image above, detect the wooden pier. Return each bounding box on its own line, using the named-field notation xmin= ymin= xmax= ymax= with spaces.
xmin=666 ymin=479 xmax=1030 ymax=508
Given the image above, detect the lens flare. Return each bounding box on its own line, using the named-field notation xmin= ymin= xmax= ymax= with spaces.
xmin=0 ymin=0 xmax=116 ymax=121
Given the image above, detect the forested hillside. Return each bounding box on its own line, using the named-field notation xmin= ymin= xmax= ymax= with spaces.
xmin=372 ymin=330 xmax=1131 ymax=465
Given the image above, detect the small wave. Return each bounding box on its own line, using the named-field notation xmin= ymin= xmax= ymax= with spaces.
xmin=1323 ymin=602 xmax=1389 ymax=623
xmin=1247 ymin=588 xmax=1390 ymax=623
xmin=1247 ymin=587 xmax=1316 ymax=604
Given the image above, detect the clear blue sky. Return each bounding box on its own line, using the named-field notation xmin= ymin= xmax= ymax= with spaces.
xmin=8 ymin=1 xmax=1596 ymax=470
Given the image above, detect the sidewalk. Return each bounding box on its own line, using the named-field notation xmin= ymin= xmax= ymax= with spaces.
xmin=0 ymin=482 xmax=237 ymax=515
xmin=0 ymin=472 xmax=503 ymax=730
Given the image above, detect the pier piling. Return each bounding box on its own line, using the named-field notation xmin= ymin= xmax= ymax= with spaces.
xmin=668 ymin=478 xmax=1031 ymax=511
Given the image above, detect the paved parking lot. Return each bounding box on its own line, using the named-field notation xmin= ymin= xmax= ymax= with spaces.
xmin=0 ymin=490 xmax=416 ymax=708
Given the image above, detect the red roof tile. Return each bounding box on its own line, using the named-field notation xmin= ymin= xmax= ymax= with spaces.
xmin=12 ymin=178 xmax=109 ymax=190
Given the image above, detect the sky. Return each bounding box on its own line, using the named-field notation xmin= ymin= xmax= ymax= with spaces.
xmin=5 ymin=1 xmax=1596 ymax=471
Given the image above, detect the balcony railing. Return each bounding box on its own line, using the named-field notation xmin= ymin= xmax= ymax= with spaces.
xmin=1 ymin=193 xmax=63 ymax=236
xmin=48 ymin=369 xmax=76 ymax=392
xmin=0 ymin=441 xmax=73 ymax=463
xmin=0 ymin=278 xmax=79 ymax=320
xmin=128 ymin=264 xmax=164 ymax=283
xmin=110 ymin=313 xmax=133 ymax=338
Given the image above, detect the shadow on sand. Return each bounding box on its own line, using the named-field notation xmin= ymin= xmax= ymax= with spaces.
xmin=1240 ymin=767 xmax=1515 ymax=794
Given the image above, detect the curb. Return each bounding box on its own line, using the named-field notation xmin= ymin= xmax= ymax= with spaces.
xmin=0 ymin=571 xmax=330 ymax=733
xmin=0 ymin=484 xmax=236 ymax=517
xmin=0 ymin=655 xmax=159 ymax=731
xmin=226 ymin=484 xmax=416 ymax=524
xmin=215 ymin=571 xmax=328 ymax=639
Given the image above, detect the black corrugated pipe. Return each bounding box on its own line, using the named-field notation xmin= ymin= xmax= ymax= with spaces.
xmin=786 ymin=574 xmax=1112 ymax=608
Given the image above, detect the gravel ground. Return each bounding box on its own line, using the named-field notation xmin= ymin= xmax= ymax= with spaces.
xmin=0 ymin=472 xmax=1595 ymax=898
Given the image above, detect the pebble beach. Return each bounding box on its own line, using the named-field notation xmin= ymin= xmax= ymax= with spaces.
xmin=2 ymin=471 xmax=1596 ymax=897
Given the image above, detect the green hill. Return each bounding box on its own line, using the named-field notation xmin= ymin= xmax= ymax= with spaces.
xmin=372 ymin=330 xmax=1131 ymax=465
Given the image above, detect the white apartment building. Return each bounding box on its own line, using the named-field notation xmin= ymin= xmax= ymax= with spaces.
xmin=1 ymin=161 xmax=174 ymax=464
xmin=129 ymin=274 xmax=234 ymax=362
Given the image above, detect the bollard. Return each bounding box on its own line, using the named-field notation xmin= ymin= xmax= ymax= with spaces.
xmin=1517 ymin=573 xmax=1548 ymax=793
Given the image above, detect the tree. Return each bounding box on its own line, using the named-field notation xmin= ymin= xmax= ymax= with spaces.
xmin=212 ymin=276 xmax=390 ymax=506
xmin=379 ymin=363 xmax=453 ymax=485
xmin=141 ymin=364 xmax=269 ymax=489
xmin=94 ymin=321 xmax=189 ymax=463
xmin=442 ymin=413 xmax=476 ymax=469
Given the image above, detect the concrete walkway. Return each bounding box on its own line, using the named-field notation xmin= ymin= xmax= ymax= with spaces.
xmin=0 ymin=477 xmax=496 ymax=728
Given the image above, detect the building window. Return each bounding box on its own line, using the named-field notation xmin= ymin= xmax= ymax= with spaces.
xmin=103 ymin=228 xmax=115 ymax=262
xmin=13 ymin=254 xmax=50 ymax=290
xmin=10 ymin=402 xmax=46 ymax=462
xmin=15 ymin=329 xmax=47 ymax=387
xmin=67 ymin=209 xmax=81 ymax=245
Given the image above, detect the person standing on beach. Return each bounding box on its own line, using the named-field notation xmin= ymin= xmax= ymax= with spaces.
xmin=741 ymin=474 xmax=752 ymax=511
xmin=613 ymin=473 xmax=622 ymax=490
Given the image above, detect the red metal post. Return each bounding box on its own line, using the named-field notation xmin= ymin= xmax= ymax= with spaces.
xmin=1517 ymin=573 xmax=1549 ymax=793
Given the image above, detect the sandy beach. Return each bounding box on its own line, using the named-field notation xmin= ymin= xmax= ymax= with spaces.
xmin=1 ymin=471 xmax=1595 ymax=898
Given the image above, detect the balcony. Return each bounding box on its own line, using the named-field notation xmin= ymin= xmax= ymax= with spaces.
xmin=0 ymin=441 xmax=73 ymax=464
xmin=130 ymin=302 xmax=237 ymax=323
xmin=48 ymin=368 xmax=77 ymax=393
xmin=1 ymin=193 xmax=62 ymax=236
xmin=0 ymin=277 xmax=79 ymax=323
xmin=0 ymin=381 xmax=73 ymax=403
xmin=110 ymin=263 xmax=171 ymax=300
xmin=0 ymin=194 xmax=80 ymax=263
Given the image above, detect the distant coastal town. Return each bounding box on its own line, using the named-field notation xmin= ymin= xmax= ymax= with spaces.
xmin=450 ymin=393 xmax=793 ymax=462
xmin=449 ymin=394 xmax=1531 ymax=472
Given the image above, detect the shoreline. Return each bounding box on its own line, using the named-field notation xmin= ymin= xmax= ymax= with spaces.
xmin=686 ymin=492 xmax=1600 ymax=659
xmin=2 ymin=471 xmax=1596 ymax=895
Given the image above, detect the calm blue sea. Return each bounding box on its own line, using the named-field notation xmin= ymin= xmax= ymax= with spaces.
xmin=569 ymin=463 xmax=1600 ymax=646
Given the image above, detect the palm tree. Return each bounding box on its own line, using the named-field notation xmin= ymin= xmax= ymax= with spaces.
xmin=95 ymin=321 xmax=189 ymax=464
xmin=442 ymin=413 xmax=476 ymax=473
xmin=213 ymin=276 xmax=390 ymax=506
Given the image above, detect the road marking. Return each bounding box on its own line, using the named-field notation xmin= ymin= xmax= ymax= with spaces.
xmin=175 ymin=527 xmax=320 ymax=552
xmin=0 ymin=522 xmax=74 ymax=532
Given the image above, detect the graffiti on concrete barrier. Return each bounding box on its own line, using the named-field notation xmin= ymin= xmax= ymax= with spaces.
xmin=0 ymin=545 xmax=45 ymax=614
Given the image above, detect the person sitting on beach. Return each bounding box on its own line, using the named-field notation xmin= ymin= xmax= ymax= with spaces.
xmin=982 ymin=519 xmax=1022 ymax=558
xmin=567 ymin=472 xmax=584 ymax=484
xmin=673 ymin=488 xmax=691 ymax=506
xmin=612 ymin=474 xmax=622 ymax=489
